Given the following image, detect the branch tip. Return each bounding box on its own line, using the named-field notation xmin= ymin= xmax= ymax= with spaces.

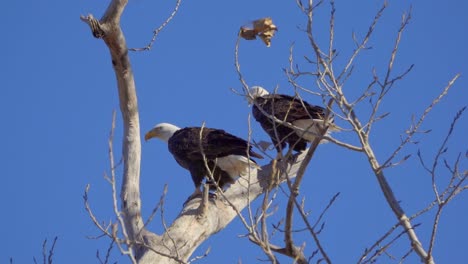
xmin=81 ymin=14 xmax=105 ymax=38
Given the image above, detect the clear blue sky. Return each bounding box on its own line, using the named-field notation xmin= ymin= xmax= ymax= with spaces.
xmin=2 ymin=0 xmax=467 ymax=263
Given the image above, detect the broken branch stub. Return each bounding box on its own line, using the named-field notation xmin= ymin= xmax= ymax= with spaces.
xmin=240 ymin=17 xmax=278 ymax=47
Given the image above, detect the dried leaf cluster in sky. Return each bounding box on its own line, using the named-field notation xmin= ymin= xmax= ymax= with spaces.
xmin=240 ymin=17 xmax=278 ymax=47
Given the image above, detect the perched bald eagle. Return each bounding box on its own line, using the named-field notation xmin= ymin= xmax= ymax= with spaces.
xmin=145 ymin=123 xmax=263 ymax=200
xmin=248 ymin=86 xmax=335 ymax=153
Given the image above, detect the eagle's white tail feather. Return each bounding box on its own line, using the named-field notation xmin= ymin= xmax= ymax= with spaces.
xmin=217 ymin=155 xmax=261 ymax=179
xmin=292 ymin=119 xmax=335 ymax=142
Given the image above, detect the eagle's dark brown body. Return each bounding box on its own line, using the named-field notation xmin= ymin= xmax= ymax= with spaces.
xmin=168 ymin=127 xmax=263 ymax=190
xmin=252 ymin=94 xmax=327 ymax=152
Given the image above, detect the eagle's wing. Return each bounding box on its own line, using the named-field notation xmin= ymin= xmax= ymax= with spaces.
xmin=271 ymin=94 xmax=326 ymax=122
xmin=204 ymin=129 xmax=260 ymax=159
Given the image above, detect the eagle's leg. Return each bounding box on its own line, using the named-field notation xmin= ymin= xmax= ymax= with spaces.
xmin=204 ymin=180 xmax=221 ymax=200
xmin=206 ymin=169 xmax=236 ymax=200
xmin=208 ymin=192 xmax=218 ymax=200
xmin=183 ymin=188 xmax=203 ymax=206
xmin=183 ymin=169 xmax=207 ymax=205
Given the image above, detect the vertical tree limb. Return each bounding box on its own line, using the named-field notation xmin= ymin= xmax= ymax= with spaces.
xmin=81 ymin=0 xmax=148 ymax=257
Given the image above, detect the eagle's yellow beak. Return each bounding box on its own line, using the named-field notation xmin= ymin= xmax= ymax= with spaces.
xmin=144 ymin=129 xmax=156 ymax=141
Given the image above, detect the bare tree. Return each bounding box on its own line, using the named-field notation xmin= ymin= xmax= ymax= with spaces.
xmin=80 ymin=1 xmax=309 ymax=263
xmin=81 ymin=0 xmax=466 ymax=263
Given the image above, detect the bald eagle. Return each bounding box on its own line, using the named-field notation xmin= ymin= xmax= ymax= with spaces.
xmin=248 ymin=86 xmax=335 ymax=153
xmin=145 ymin=123 xmax=263 ymax=200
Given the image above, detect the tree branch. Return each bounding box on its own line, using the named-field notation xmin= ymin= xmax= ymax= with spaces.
xmin=129 ymin=0 xmax=182 ymax=51
xmin=82 ymin=0 xmax=156 ymax=259
xmin=138 ymin=152 xmax=309 ymax=263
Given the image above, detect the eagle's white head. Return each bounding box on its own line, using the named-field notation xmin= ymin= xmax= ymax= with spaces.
xmin=145 ymin=122 xmax=181 ymax=142
xmin=247 ymin=86 xmax=270 ymax=105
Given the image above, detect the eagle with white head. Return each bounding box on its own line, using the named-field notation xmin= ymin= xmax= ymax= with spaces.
xmin=145 ymin=123 xmax=263 ymax=201
xmin=248 ymin=86 xmax=336 ymax=152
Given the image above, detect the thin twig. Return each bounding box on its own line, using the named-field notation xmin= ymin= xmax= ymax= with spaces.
xmin=97 ymin=240 xmax=115 ymax=264
xmin=337 ymin=2 xmax=387 ymax=81
xmin=84 ymin=184 xmax=114 ymax=237
xmin=160 ymin=186 xmax=181 ymax=261
xmin=425 ymin=107 xmax=467 ymax=260
xmin=129 ymin=0 xmax=182 ymax=51
xmin=381 ymin=74 xmax=460 ymax=170
xmin=142 ymin=184 xmax=168 ymax=231
xmin=47 ymin=237 xmax=58 ymax=264
xmin=187 ymin=247 xmax=211 ymax=263
xmin=365 ymin=8 xmax=412 ymax=137
xmin=313 ymin=192 xmax=340 ymax=230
